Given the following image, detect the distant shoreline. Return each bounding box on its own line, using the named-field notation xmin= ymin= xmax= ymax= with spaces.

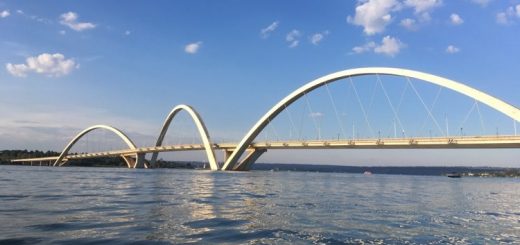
xmin=2 ymin=161 xmax=519 ymax=177
xmin=2 ymin=149 xmax=519 ymax=177
xmin=252 ymin=163 xmax=520 ymax=177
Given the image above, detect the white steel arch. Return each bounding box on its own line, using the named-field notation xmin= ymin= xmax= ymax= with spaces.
xmin=222 ymin=67 xmax=520 ymax=170
xmin=53 ymin=125 xmax=138 ymax=168
xmin=150 ymin=104 xmax=219 ymax=170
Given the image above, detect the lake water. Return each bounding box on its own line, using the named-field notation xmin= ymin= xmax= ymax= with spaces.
xmin=1 ymin=165 xmax=519 ymax=244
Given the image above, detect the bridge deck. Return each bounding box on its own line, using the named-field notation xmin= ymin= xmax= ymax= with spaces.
xmin=11 ymin=135 xmax=520 ymax=163
xmin=10 ymin=156 xmax=59 ymax=162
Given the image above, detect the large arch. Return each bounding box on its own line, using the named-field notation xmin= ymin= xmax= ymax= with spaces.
xmin=150 ymin=104 xmax=219 ymax=170
xmin=222 ymin=67 xmax=520 ymax=170
xmin=53 ymin=125 xmax=139 ymax=168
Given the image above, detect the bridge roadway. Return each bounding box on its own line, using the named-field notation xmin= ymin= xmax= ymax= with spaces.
xmin=11 ymin=135 xmax=520 ymax=164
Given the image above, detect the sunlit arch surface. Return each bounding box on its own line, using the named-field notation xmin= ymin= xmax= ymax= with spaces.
xmin=222 ymin=67 xmax=520 ymax=170
xmin=53 ymin=125 xmax=138 ymax=168
xmin=150 ymin=104 xmax=218 ymax=170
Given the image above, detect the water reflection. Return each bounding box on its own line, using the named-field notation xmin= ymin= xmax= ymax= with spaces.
xmin=0 ymin=165 xmax=519 ymax=244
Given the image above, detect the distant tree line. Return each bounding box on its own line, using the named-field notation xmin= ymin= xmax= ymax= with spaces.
xmin=66 ymin=158 xmax=127 ymax=167
xmin=0 ymin=150 xmax=60 ymax=164
xmin=0 ymin=150 xmax=126 ymax=167
xmin=1 ymin=150 xmax=208 ymax=169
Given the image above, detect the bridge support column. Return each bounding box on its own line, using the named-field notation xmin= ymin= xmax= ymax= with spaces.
xmin=53 ymin=159 xmax=68 ymax=167
xmin=122 ymin=153 xmax=146 ymax=168
xmin=134 ymin=153 xmax=146 ymax=168
xmin=223 ymin=150 xmax=233 ymax=163
xmin=149 ymin=155 xmax=158 ymax=168
xmin=233 ymin=148 xmax=267 ymax=171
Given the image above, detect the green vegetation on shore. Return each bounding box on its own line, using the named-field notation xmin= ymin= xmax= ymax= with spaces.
xmin=1 ymin=150 xmax=518 ymax=176
xmin=1 ymin=150 xmax=207 ymax=169
xmin=0 ymin=150 xmax=59 ymax=164
xmin=460 ymin=169 xmax=520 ymax=178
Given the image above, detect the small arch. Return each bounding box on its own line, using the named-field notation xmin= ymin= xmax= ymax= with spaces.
xmin=222 ymin=67 xmax=520 ymax=170
xmin=150 ymin=104 xmax=219 ymax=170
xmin=54 ymin=125 xmax=138 ymax=168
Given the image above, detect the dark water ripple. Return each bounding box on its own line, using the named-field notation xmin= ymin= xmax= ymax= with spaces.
xmin=1 ymin=165 xmax=519 ymax=244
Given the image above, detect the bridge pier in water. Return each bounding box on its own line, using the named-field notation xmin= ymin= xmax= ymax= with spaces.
xmin=223 ymin=148 xmax=267 ymax=171
xmin=122 ymin=153 xmax=146 ymax=168
xmin=234 ymin=148 xmax=267 ymax=171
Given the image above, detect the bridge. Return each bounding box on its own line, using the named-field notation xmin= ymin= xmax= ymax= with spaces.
xmin=11 ymin=67 xmax=520 ymax=170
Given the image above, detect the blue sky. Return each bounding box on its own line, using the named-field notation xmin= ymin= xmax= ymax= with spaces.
xmin=1 ymin=0 xmax=519 ymax=166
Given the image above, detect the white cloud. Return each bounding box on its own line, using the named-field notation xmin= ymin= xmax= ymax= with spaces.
xmin=446 ymin=45 xmax=460 ymax=54
xmin=310 ymin=34 xmax=323 ymax=45
xmin=347 ymin=0 xmax=400 ymax=35
xmin=404 ymin=0 xmax=442 ymax=14
xmin=6 ymin=63 xmax=29 ymax=77
xmin=496 ymin=5 xmax=520 ymax=25
xmin=353 ymin=36 xmax=404 ymax=57
xmin=185 ymin=41 xmax=202 ymax=54
xmin=1 ymin=10 xmax=10 ymax=18
xmin=374 ymin=36 xmax=404 ymax=56
xmin=6 ymin=53 xmax=78 ymax=77
xmin=471 ymin=0 xmax=492 ymax=7
xmin=14 ymin=9 xmax=51 ymax=24
xmin=310 ymin=31 xmax=329 ymax=45
xmin=347 ymin=0 xmax=443 ymax=34
xmin=260 ymin=21 xmax=279 ymax=38
xmin=400 ymin=18 xmax=417 ymax=30
xmin=289 ymin=41 xmax=299 ymax=48
xmin=403 ymin=0 xmax=442 ymax=23
xmin=450 ymin=13 xmax=464 ymax=25
xmin=59 ymin=12 xmax=96 ymax=31
xmin=352 ymin=41 xmax=376 ymax=54
xmin=124 ymin=30 xmax=131 ymax=36
xmin=286 ymin=29 xmax=301 ymax=48
xmin=496 ymin=12 xmax=509 ymax=25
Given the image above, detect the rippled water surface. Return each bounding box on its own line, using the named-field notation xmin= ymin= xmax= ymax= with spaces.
xmin=1 ymin=165 xmax=519 ymax=244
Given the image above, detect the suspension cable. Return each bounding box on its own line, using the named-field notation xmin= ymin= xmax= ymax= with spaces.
xmin=474 ymin=100 xmax=486 ymax=134
xmin=304 ymin=92 xmax=321 ymax=140
xmin=284 ymin=104 xmax=298 ymax=139
xmin=325 ymin=83 xmax=346 ymax=139
xmin=298 ymin=100 xmax=306 ymax=141
xmin=263 ymin=124 xmax=269 ymax=142
xmin=419 ymin=86 xmax=443 ymax=133
xmin=391 ymin=81 xmax=410 ymax=137
xmin=367 ymin=77 xmax=379 ymax=114
xmin=395 ymin=81 xmax=409 ymax=114
xmin=407 ymin=77 xmax=445 ymax=136
xmin=176 ymin=115 xmax=184 ymax=145
xmin=459 ymin=100 xmax=477 ymax=130
xmin=267 ymin=117 xmax=281 ymax=142
xmin=349 ymin=77 xmax=375 ymax=138
xmin=377 ymin=74 xmax=406 ymax=138
xmin=169 ymin=120 xmax=176 ymax=146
